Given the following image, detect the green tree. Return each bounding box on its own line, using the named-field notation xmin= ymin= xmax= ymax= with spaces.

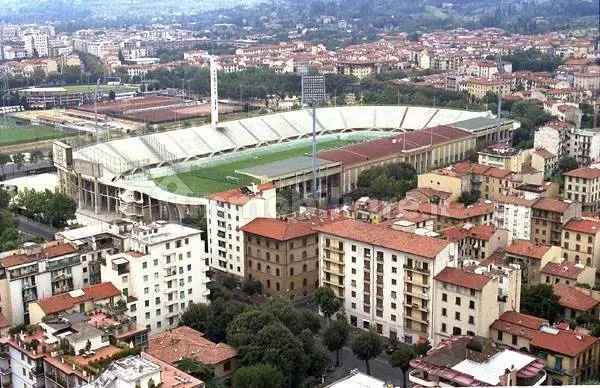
xmin=231 ymin=364 xmax=284 ymax=388
xmin=558 ymin=157 xmax=578 ymax=173
xmin=0 ymin=154 xmax=11 ymax=166
xmin=179 ymin=303 xmax=210 ymax=332
xmin=226 ymin=309 xmax=276 ymax=348
xmin=12 ymin=153 xmax=25 ymax=166
xmin=322 ymin=318 xmax=350 ymax=367
xmin=520 ymin=284 xmax=561 ymax=323
xmin=175 ymin=358 xmax=215 ymax=381
xmin=351 ymin=330 xmax=383 ymax=376
xmin=314 ymin=287 xmax=342 ymax=321
xmin=458 ymin=191 xmax=480 ymax=206
xmin=390 ymin=344 xmax=416 ymax=388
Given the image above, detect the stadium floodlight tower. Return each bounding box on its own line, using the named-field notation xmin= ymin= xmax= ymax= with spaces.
xmin=210 ymin=56 xmax=219 ymax=128
xmin=301 ymin=74 xmax=326 ymax=206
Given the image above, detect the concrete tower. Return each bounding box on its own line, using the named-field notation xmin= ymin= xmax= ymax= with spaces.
xmin=210 ymin=56 xmax=219 ymax=128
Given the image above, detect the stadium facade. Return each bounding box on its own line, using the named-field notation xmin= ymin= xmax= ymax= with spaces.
xmin=54 ymin=105 xmax=517 ymax=224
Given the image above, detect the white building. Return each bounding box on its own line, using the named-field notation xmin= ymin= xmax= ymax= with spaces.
xmin=493 ymin=195 xmax=536 ymax=241
xmin=0 ymin=242 xmax=84 ymax=325
xmin=207 ymin=184 xmax=276 ymax=277
xmin=23 ymin=32 xmax=49 ymax=57
xmin=534 ymin=121 xmax=600 ymax=165
xmin=82 ymin=355 xmax=161 ymax=388
xmin=101 ymin=222 xmax=210 ymax=334
xmin=314 ymin=218 xmax=456 ymax=344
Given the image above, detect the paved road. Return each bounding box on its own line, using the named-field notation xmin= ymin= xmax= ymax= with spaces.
xmin=326 ymin=346 xmax=405 ymax=387
xmin=15 ymin=214 xmax=57 ymax=240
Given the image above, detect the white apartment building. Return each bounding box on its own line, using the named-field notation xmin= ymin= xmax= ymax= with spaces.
xmin=101 ymin=222 xmax=210 ymax=334
xmin=534 ymin=121 xmax=600 ymax=165
xmin=493 ymin=195 xmax=536 ymax=241
xmin=314 ymin=219 xmax=455 ymax=344
xmin=0 ymin=242 xmax=84 ymax=325
xmin=82 ymin=355 xmax=161 ymax=388
xmin=431 ymin=267 xmax=500 ymax=346
xmin=23 ymin=32 xmax=49 ymax=57
xmin=207 ymin=184 xmax=276 ymax=277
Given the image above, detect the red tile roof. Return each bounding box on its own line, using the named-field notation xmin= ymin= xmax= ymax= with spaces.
xmin=241 ymin=218 xmax=316 ymax=241
xmin=148 ymin=326 xmax=237 ymax=366
xmin=1 ymin=243 xmax=77 ymax=268
xmin=209 ymin=183 xmax=273 ymax=206
xmin=532 ymin=198 xmax=574 ymax=213
xmin=417 ymin=201 xmax=494 ymax=220
xmin=441 ymin=224 xmax=497 ymax=242
xmin=564 ymin=166 xmax=600 ymax=180
xmin=541 ymin=261 xmax=584 ymax=280
xmin=434 ymin=267 xmax=491 ymax=290
xmin=564 ymin=218 xmax=600 ymax=235
xmin=318 ymin=125 xmax=473 ymax=166
xmin=505 ymin=240 xmax=552 ymax=260
xmin=36 ymin=282 xmax=121 ymax=315
xmin=313 ymin=218 xmax=450 ymax=259
xmin=553 ymin=284 xmax=599 ymax=312
xmin=531 ymin=328 xmax=598 ymax=358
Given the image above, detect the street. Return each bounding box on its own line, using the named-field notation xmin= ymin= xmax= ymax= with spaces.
xmin=326 ymin=346 xmax=405 ymax=387
xmin=15 ymin=214 xmax=57 ymax=240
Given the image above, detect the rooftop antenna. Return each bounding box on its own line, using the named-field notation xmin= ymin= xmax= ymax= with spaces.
xmin=302 ymin=73 xmax=326 ymax=206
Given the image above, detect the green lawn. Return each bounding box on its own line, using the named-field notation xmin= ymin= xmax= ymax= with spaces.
xmin=155 ymin=138 xmax=355 ymax=196
xmin=0 ymin=117 xmax=65 ymax=146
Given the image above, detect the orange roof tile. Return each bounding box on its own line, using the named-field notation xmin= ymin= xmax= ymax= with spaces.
xmin=532 ymin=198 xmax=573 ymax=213
xmin=148 ymin=326 xmax=237 ymax=366
xmin=313 ymin=219 xmax=450 ymax=259
xmin=434 ymin=267 xmax=491 ymax=290
xmin=541 ymin=261 xmax=583 ymax=280
xmin=505 ymin=240 xmax=552 ymax=260
xmin=564 ymin=167 xmax=600 ymax=180
xmin=564 ymin=218 xmax=600 ymax=235
xmin=531 ymin=328 xmax=598 ymax=358
xmin=241 ymin=218 xmax=316 ymax=241
xmin=209 ymin=183 xmax=273 ymax=206
xmin=1 ymin=243 xmax=77 ymax=268
xmin=36 ymin=282 xmax=121 ymax=315
xmin=417 ymin=201 xmax=494 ymax=220
xmin=553 ymin=284 xmax=599 ymax=312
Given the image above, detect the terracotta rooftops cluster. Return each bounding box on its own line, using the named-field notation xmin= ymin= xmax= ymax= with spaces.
xmin=36 ymin=282 xmax=121 ymax=315
xmin=434 ymin=267 xmax=492 ymax=291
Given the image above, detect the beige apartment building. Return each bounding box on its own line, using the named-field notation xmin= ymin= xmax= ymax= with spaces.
xmin=561 ymin=218 xmax=600 ymax=269
xmin=504 ymin=240 xmax=561 ymax=285
xmin=314 ymin=218 xmax=455 ymax=344
xmin=564 ymin=166 xmax=600 ymax=212
xmin=432 ymin=267 xmax=500 ymax=345
xmin=531 ymin=198 xmax=581 ymax=246
xmin=241 ymin=217 xmax=319 ymax=298
xmin=541 ymin=261 xmax=596 ymax=287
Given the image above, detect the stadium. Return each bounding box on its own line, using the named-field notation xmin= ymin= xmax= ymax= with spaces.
xmin=53 ymin=105 xmax=517 ymax=222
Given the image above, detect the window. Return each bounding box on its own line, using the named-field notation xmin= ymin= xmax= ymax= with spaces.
xmin=442 ymin=308 xmax=447 ymax=316
xmin=497 ymin=331 xmax=503 ymax=341
xmin=455 ymin=297 xmax=461 ymax=306
xmin=455 ymin=312 xmax=460 ymax=321
xmin=441 ymin=323 xmax=447 ymax=332
xmin=442 ymin=293 xmax=447 ymax=302
xmin=469 ymin=300 xmax=475 ymax=309
xmin=468 ymin=316 xmax=474 ymax=324
xmin=512 ymin=335 xmax=518 ymax=346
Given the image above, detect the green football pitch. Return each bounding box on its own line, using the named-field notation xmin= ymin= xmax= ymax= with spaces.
xmin=154 ymin=138 xmax=355 ymax=196
xmin=0 ymin=117 xmax=65 ymax=146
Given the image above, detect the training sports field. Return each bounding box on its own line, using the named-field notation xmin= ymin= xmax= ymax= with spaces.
xmin=0 ymin=117 xmax=65 ymax=146
xmin=154 ymin=138 xmax=356 ymax=196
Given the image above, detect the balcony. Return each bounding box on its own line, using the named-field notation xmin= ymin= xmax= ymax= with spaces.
xmin=409 ymin=370 xmax=438 ymax=387
xmin=324 ymin=244 xmax=344 ymax=253
xmin=323 ymin=266 xmax=344 ymax=276
xmin=404 ymin=264 xmax=430 ymax=275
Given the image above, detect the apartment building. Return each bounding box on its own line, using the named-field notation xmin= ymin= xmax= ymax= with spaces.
xmin=493 ymin=195 xmax=536 ymax=241
xmin=561 ymin=218 xmax=600 ymax=268
xmin=541 ymin=261 xmax=596 ymax=287
xmin=564 ymin=166 xmax=600 ymax=212
xmin=101 ymin=222 xmax=210 ymax=334
xmin=207 ymin=184 xmax=277 ymax=277
xmin=441 ymin=224 xmax=508 ymax=262
xmin=477 ymin=144 xmax=530 ymax=173
xmin=465 ymin=78 xmax=510 ymax=99
xmin=534 ymin=121 xmax=600 ymax=165
xmin=409 ymin=336 xmax=546 ymax=387
xmin=415 ymin=200 xmax=494 ymax=231
xmin=242 ymin=217 xmax=319 ymax=297
xmin=314 ymin=218 xmax=455 ymax=344
xmin=531 ymin=148 xmax=558 ymax=178
xmin=531 ymin=198 xmax=581 ymax=246
xmin=504 ymin=240 xmax=561 ymax=285
xmin=431 ymin=267 xmax=500 ymax=345
xmin=0 ymin=242 xmax=84 ymax=325
xmin=491 ymin=311 xmax=600 ymax=385
xmin=23 ymin=32 xmax=49 ymax=57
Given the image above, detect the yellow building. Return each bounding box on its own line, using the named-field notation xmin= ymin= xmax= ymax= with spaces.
xmin=561 ymin=218 xmax=600 ymax=268
xmin=491 ymin=311 xmax=600 ymax=385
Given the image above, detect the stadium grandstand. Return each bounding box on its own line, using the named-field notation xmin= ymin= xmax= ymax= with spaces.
xmin=53 ymin=105 xmax=518 ymax=222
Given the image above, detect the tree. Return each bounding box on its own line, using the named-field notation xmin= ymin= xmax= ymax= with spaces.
xmin=226 ymin=309 xmax=276 ymax=348
xmin=458 ymin=191 xmax=480 ymax=206
xmin=351 ymin=330 xmax=383 ymax=375
xmin=322 ymin=318 xmax=350 ymax=367
xmin=0 ymin=189 xmax=10 ymax=210
xmin=241 ymin=279 xmax=263 ymax=295
xmin=231 ymin=364 xmax=284 ymax=388
xmin=391 ymin=344 xmax=416 ymax=388
xmin=520 ymin=284 xmax=561 ymax=323
xmin=175 ymin=358 xmax=215 ymax=381
xmin=108 ymin=90 xmax=116 ymax=100
xmin=179 ymin=303 xmax=210 ymax=332
xmin=558 ymin=157 xmax=578 ymax=173
xmin=314 ymin=287 xmax=342 ymax=321
xmin=12 ymin=153 xmax=25 ymax=167
xmin=414 ymin=340 xmax=431 ymax=356
xmin=0 ymin=154 xmax=11 ymax=166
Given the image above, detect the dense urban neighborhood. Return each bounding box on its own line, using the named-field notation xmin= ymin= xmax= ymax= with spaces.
xmin=1 ymin=1 xmax=600 ymax=387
